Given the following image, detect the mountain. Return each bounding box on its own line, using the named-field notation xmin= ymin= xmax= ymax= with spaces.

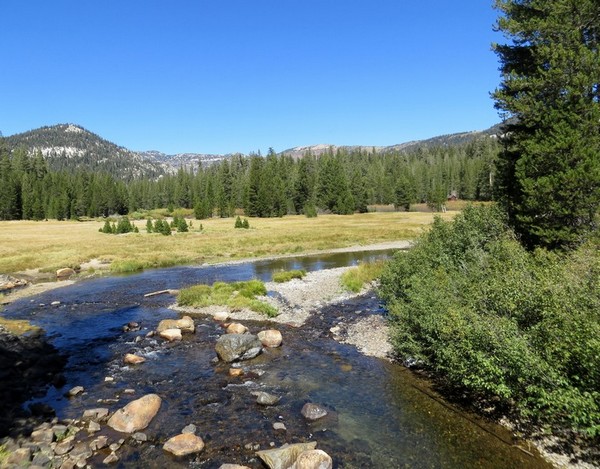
xmin=136 ymin=150 xmax=233 ymax=171
xmin=281 ymin=123 xmax=503 ymax=158
xmin=3 ymin=124 xmax=166 ymax=180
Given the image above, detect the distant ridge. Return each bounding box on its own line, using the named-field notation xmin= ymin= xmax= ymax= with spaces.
xmin=2 ymin=122 xmax=504 ymax=177
xmin=3 ymin=124 xmax=165 ymax=180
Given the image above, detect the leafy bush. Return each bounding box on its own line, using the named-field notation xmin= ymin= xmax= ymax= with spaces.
xmin=341 ymin=260 xmax=385 ymax=292
xmin=272 ymin=269 xmax=306 ymax=283
xmin=177 ymin=279 xmax=276 ymax=317
xmin=379 ymin=204 xmax=600 ymax=436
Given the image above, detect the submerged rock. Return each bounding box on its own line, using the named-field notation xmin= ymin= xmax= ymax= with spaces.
xmin=163 ymin=433 xmax=205 ymax=456
xmin=107 ymin=394 xmax=162 ymax=433
xmin=301 ymin=403 xmax=328 ymax=421
xmin=253 ymin=391 xmax=280 ymax=406
xmin=157 ymin=316 xmax=195 ymax=334
xmin=124 ymin=353 xmax=146 ymax=365
xmin=258 ymin=329 xmax=283 ymax=348
xmin=256 ymin=442 xmax=317 ymax=469
xmin=215 ymin=334 xmax=262 ymax=362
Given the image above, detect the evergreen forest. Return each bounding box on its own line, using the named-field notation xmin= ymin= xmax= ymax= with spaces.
xmin=0 ymin=138 xmax=498 ymax=221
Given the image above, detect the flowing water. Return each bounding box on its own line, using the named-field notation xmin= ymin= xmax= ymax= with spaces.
xmin=3 ymin=250 xmax=551 ymax=468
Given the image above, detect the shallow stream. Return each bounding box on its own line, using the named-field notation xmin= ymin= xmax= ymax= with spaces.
xmin=3 ymin=250 xmax=552 ymax=468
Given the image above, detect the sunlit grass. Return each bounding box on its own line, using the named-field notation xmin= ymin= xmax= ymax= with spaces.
xmin=272 ymin=269 xmax=306 ymax=283
xmin=0 ymin=211 xmax=456 ymax=275
xmin=177 ymin=280 xmax=278 ymax=317
xmin=341 ymin=260 xmax=386 ymax=292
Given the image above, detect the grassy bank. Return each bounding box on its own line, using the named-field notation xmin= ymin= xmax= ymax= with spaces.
xmin=0 ymin=211 xmax=454 ymax=276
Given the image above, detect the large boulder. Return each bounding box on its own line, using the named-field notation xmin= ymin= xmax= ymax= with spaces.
xmin=107 ymin=394 xmax=161 ymax=433
xmin=163 ymin=433 xmax=205 ymax=456
xmin=258 ymin=330 xmax=283 ymax=348
xmin=291 ymin=449 xmax=333 ymax=469
xmin=157 ymin=316 xmax=195 ymax=334
xmin=256 ymin=442 xmax=317 ymax=469
xmin=215 ymin=334 xmax=262 ymax=362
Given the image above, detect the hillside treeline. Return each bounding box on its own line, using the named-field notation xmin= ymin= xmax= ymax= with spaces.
xmin=0 ymin=138 xmax=497 ymax=220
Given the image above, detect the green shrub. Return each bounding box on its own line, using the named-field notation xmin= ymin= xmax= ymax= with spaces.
xmin=379 ymin=204 xmax=600 ymax=436
xmin=146 ymin=219 xmax=153 ymax=233
xmin=341 ymin=261 xmax=385 ymax=292
xmin=272 ymin=269 xmax=306 ymax=283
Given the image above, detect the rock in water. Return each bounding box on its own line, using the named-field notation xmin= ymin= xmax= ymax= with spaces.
xmin=107 ymin=394 xmax=161 ymax=433
xmin=301 ymin=403 xmax=328 ymax=421
xmin=256 ymin=442 xmax=317 ymax=469
xmin=157 ymin=316 xmax=195 ymax=333
xmin=163 ymin=433 xmax=205 ymax=456
xmin=213 ymin=311 xmax=230 ymax=321
xmin=159 ymin=328 xmax=183 ymax=341
xmin=226 ymin=323 xmax=248 ymax=334
xmin=215 ymin=334 xmax=262 ymax=362
xmin=253 ymin=391 xmax=280 ymax=406
xmin=124 ymin=353 xmax=146 ymax=365
xmin=219 ymin=465 xmax=252 ymax=469
xmin=291 ymin=449 xmax=333 ymax=469
xmin=258 ymin=329 xmax=283 ymax=348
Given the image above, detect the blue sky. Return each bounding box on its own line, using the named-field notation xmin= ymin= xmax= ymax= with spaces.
xmin=1 ymin=1 xmax=502 ymax=155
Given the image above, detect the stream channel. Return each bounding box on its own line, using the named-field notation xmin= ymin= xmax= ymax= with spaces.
xmin=3 ymin=250 xmax=552 ymax=468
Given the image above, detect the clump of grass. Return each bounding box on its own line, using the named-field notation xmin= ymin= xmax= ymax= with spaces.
xmin=177 ymin=279 xmax=277 ymax=317
xmin=110 ymin=260 xmax=147 ymax=273
xmin=0 ymin=317 xmax=41 ymax=336
xmin=341 ymin=260 xmax=386 ymax=293
xmin=272 ymin=269 xmax=306 ymax=283
xmin=0 ymin=444 xmax=8 ymax=465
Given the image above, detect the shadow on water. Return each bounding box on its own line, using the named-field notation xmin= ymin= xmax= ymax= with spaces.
xmin=0 ymin=249 xmax=553 ymax=468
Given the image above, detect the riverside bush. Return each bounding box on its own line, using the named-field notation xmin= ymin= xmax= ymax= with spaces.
xmin=379 ymin=204 xmax=600 ymax=436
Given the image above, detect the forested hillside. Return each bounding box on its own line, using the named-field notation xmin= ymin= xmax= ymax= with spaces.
xmin=0 ymin=136 xmax=498 ymax=220
xmin=4 ymin=124 xmax=165 ymax=180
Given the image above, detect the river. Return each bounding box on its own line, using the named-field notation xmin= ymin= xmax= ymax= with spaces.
xmin=2 ymin=250 xmax=552 ymax=468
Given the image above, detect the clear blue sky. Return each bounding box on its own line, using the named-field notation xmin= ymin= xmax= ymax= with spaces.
xmin=1 ymin=1 xmax=503 ymax=155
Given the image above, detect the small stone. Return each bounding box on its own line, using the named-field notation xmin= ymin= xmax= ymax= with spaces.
xmin=54 ymin=439 xmax=74 ymax=456
xmin=31 ymin=428 xmax=55 ymax=444
xmin=226 ymin=323 xmax=248 ymax=334
xmin=229 ymin=367 xmax=244 ymax=377
xmin=6 ymin=447 xmax=32 ymax=465
xmin=82 ymin=408 xmax=109 ymax=421
xmin=123 ymin=389 xmax=136 ymax=394
xmin=218 ymin=465 xmax=252 ymax=469
xmin=273 ymin=422 xmax=286 ymax=431
xmin=157 ymin=316 xmax=195 ymax=334
xmin=107 ymin=394 xmax=162 ymax=433
xmin=58 ymin=458 xmax=76 ymax=469
xmin=69 ymin=442 xmax=92 ymax=461
xmin=103 ymin=452 xmax=119 ymax=464
xmin=124 ymin=353 xmax=146 ymax=365
xmin=89 ymin=435 xmax=108 ymax=451
xmin=256 ymin=442 xmax=317 ymax=469
xmin=159 ymin=328 xmax=182 ymax=342
xmin=163 ymin=433 xmax=205 ymax=456
xmin=301 ymin=403 xmax=328 ymax=421
xmin=32 ymin=451 xmax=52 ymax=467
xmin=213 ymin=311 xmax=230 ymax=321
xmin=104 ymin=377 xmax=115 ymax=382
xmin=257 ymin=329 xmax=283 ymax=348
xmin=67 ymin=386 xmax=84 ymax=397
xmin=52 ymin=425 xmax=69 ymax=440
xmin=181 ymin=424 xmax=196 ymax=434
xmin=132 ymin=432 xmax=148 ymax=443
xmin=253 ymin=391 xmax=280 ymax=406
xmin=56 ymin=268 xmax=75 ymax=278
xmin=51 ymin=301 xmax=61 ymax=306
xmin=291 ymin=449 xmax=333 ymax=469
xmin=109 ymin=439 xmax=125 ymax=452
xmin=88 ymin=421 xmax=101 ymax=433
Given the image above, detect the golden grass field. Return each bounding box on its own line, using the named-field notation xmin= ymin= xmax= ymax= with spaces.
xmin=0 ymin=210 xmax=456 ymax=276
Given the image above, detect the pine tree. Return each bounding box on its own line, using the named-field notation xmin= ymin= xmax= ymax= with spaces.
xmin=493 ymin=0 xmax=600 ymax=248
xmin=146 ymin=218 xmax=153 ymax=233
xmin=234 ymin=216 xmax=243 ymax=228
